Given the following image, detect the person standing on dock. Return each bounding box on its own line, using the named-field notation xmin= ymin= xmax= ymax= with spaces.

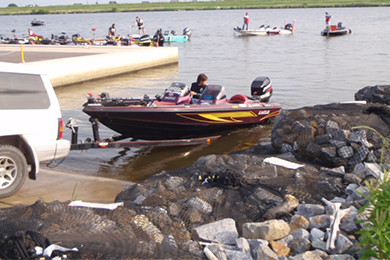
xmin=108 ymin=23 xmax=116 ymax=39
xmin=242 ymin=12 xmax=249 ymax=30
xmin=325 ymin=12 xmax=331 ymax=29
xmin=135 ymin=16 xmax=146 ymax=36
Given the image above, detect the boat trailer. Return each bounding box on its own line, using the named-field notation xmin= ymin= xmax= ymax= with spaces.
xmin=66 ymin=118 xmax=220 ymax=151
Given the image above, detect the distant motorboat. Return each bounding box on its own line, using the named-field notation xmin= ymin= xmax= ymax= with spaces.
xmin=163 ymin=27 xmax=192 ymax=42
xmin=31 ymin=19 xmax=45 ymax=26
xmin=321 ymin=22 xmax=351 ymax=37
xmin=234 ymin=20 xmax=295 ymax=37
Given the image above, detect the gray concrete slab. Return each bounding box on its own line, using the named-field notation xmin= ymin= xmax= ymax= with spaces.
xmin=0 ymin=169 xmax=133 ymax=209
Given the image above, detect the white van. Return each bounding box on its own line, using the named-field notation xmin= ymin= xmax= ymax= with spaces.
xmin=0 ymin=62 xmax=70 ymax=198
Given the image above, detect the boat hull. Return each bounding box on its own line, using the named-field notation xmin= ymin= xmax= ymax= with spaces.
xmin=321 ymin=28 xmax=351 ymax=36
xmin=234 ymin=29 xmax=268 ymax=36
xmin=163 ymin=35 xmax=189 ymax=42
xmin=234 ymin=28 xmax=292 ymax=36
xmin=83 ymin=103 xmax=281 ymax=140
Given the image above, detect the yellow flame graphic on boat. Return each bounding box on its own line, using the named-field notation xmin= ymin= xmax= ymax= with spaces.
xmin=177 ymin=111 xmax=258 ymax=123
xmin=261 ymin=110 xmax=281 ymax=121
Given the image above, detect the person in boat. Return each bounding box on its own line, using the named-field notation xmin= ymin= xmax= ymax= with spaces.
xmin=152 ymin=28 xmax=164 ymax=47
xmin=135 ymin=16 xmax=146 ymax=36
xmin=190 ymin=73 xmax=208 ymax=103
xmin=108 ymin=23 xmax=116 ymax=39
xmin=27 ymin=28 xmax=36 ymax=44
xmin=242 ymin=12 xmax=249 ymax=30
xmin=325 ymin=12 xmax=331 ymax=29
xmin=12 ymin=29 xmax=17 ymax=39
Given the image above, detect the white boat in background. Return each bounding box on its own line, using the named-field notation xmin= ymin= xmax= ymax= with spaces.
xmin=234 ymin=20 xmax=295 ymax=37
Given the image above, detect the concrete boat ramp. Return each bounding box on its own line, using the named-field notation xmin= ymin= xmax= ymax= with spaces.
xmin=0 ymin=44 xmax=178 ymax=208
xmin=0 ymin=44 xmax=178 ymax=87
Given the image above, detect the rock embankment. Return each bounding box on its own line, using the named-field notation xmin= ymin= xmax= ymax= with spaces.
xmin=1 ymin=85 xmax=390 ymax=259
xmin=272 ymin=102 xmax=390 ymax=172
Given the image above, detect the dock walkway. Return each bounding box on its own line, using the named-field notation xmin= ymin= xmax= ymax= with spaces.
xmin=0 ymin=45 xmax=178 ymax=87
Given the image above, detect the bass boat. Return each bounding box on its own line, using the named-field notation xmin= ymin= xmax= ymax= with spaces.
xmin=82 ymin=76 xmax=281 ymax=140
xmin=321 ymin=23 xmax=351 ymax=37
xmin=31 ymin=19 xmax=45 ymax=26
xmin=234 ymin=20 xmax=295 ymax=37
xmin=164 ymin=27 xmax=192 ymax=42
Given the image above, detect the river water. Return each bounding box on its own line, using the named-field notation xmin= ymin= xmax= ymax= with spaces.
xmin=2 ymin=7 xmax=389 ymax=181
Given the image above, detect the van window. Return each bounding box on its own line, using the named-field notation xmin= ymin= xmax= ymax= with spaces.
xmin=0 ymin=72 xmax=50 ymax=109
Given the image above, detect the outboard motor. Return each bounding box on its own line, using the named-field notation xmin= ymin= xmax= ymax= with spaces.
xmin=121 ymin=38 xmax=131 ymax=46
xmin=285 ymin=23 xmax=293 ymax=31
xmin=183 ymin=27 xmax=192 ymax=37
xmin=72 ymin=33 xmax=80 ymax=40
xmin=99 ymin=92 xmax=110 ymax=100
xmin=139 ymin=34 xmax=151 ymax=46
xmin=250 ymin=76 xmax=273 ymax=102
xmin=57 ymin=33 xmax=70 ymax=45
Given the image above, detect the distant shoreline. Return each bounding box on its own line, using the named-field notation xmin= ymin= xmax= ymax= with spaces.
xmin=1 ymin=0 xmax=389 ymax=16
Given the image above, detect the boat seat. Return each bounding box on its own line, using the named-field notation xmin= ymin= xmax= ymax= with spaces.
xmin=198 ymin=85 xmax=227 ymax=105
xmin=229 ymin=94 xmax=249 ymax=104
xmin=330 ymin=25 xmax=338 ymax=31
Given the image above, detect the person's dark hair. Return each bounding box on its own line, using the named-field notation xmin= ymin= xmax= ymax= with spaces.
xmin=197 ymin=73 xmax=208 ymax=84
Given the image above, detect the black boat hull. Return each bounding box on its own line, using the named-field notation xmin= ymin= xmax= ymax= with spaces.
xmin=83 ymin=105 xmax=281 ymax=140
xmin=321 ymin=28 xmax=351 ymax=36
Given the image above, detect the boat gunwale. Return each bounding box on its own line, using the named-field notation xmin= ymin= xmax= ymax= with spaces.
xmin=83 ymin=102 xmax=282 ymax=113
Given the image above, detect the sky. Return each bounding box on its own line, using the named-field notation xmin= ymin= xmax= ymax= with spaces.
xmin=1 ymin=0 xmax=143 ymax=8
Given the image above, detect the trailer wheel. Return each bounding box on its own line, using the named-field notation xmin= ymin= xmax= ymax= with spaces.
xmin=0 ymin=145 xmax=28 ymax=198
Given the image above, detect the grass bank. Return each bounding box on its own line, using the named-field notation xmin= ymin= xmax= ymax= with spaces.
xmin=1 ymin=0 xmax=390 ymax=15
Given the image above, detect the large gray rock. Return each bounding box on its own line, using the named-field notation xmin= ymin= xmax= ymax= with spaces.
xmin=242 ymin=219 xmax=290 ymax=241
xmin=289 ymin=251 xmax=322 ymax=260
xmin=235 ymin=237 xmax=251 ymax=255
xmin=310 ymin=228 xmax=325 ymax=242
xmin=289 ymin=237 xmax=311 ymax=255
xmin=311 ymin=238 xmax=327 ymax=251
xmin=224 ymin=249 xmax=253 ymax=260
xmin=355 ymin=85 xmax=390 ymax=104
xmin=254 ymin=242 xmax=279 ymax=260
xmin=309 ymin=215 xmax=331 ymax=229
xmin=192 ymin=218 xmax=238 ymax=245
xmin=334 ymin=233 xmax=354 ymax=254
xmin=289 ymin=215 xmax=309 ymax=232
xmin=327 ymin=254 xmax=355 ymax=260
xmin=296 ymin=204 xmax=325 ymax=219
